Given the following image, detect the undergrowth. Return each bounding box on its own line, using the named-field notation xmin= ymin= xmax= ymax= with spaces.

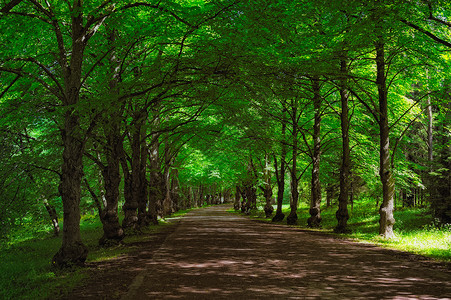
xmin=0 ymin=210 xmax=186 ymax=300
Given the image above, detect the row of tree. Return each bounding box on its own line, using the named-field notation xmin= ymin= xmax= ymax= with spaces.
xmin=1 ymin=0 xmax=450 ymax=267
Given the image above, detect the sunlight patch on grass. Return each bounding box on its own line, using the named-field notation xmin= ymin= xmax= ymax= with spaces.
xmin=242 ymin=198 xmax=451 ymax=262
xmin=388 ymin=228 xmax=451 ymax=260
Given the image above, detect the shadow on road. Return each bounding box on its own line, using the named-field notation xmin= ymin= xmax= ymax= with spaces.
xmin=123 ymin=205 xmax=451 ymax=299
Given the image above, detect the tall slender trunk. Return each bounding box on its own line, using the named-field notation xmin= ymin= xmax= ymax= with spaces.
xmin=148 ymin=135 xmax=161 ymax=224
xmin=162 ymin=144 xmax=173 ymax=216
xmin=246 ymin=158 xmax=258 ymax=211
xmin=427 ymin=81 xmax=433 ymax=163
xmin=308 ymin=77 xmax=322 ymax=228
xmin=137 ymin=131 xmax=149 ymax=227
xmin=273 ymin=106 xmax=287 ymax=222
xmin=120 ymin=141 xmax=133 ymax=225
xmin=170 ymin=168 xmax=180 ymax=212
xmin=263 ymin=154 xmax=274 ymax=218
xmin=287 ymin=98 xmax=299 ymax=225
xmin=198 ymin=185 xmax=204 ymax=207
xmin=335 ymin=57 xmax=351 ymax=233
xmin=376 ymin=37 xmax=396 ymax=239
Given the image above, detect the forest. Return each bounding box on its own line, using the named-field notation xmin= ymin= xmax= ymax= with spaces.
xmin=0 ymin=0 xmax=450 ymax=296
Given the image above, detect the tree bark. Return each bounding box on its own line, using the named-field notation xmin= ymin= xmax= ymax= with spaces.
xmin=376 ymin=37 xmax=396 ymax=239
xmin=170 ymin=168 xmax=180 ymax=212
xmin=335 ymin=57 xmax=351 ymax=233
xmin=53 ymin=108 xmax=88 ymax=267
xmin=234 ymin=186 xmax=241 ymax=210
xmin=239 ymin=186 xmax=247 ymax=213
xmin=287 ymin=98 xmax=299 ymax=225
xmin=98 ymin=27 xmax=125 ymax=243
xmin=52 ymin=2 xmax=93 ymax=267
xmin=122 ymin=116 xmax=144 ymax=229
xmin=272 ymin=108 xmax=287 ymax=222
xmin=431 ymin=101 xmax=451 ymax=223
xmin=137 ymin=132 xmax=149 ymax=227
xmin=161 ymin=142 xmax=175 ymax=216
xmin=263 ymin=154 xmax=274 ymax=218
xmin=427 ymin=88 xmax=433 ymax=163
xmin=99 ymin=124 xmax=125 ymax=245
xmin=44 ymin=199 xmax=60 ymax=237
xmin=308 ymin=77 xmax=322 ymax=228
xmin=148 ymin=137 xmax=161 ymax=224
xmin=53 ymin=18 xmax=89 ymax=266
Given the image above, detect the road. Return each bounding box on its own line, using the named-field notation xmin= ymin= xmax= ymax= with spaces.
xmin=121 ymin=205 xmax=451 ymax=299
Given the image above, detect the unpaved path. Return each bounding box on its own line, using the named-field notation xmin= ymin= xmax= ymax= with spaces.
xmin=117 ymin=205 xmax=450 ymax=299
xmin=66 ymin=205 xmax=450 ymax=299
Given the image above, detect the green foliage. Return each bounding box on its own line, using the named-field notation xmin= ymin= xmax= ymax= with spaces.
xmin=1 ymin=0 xmax=450 ymax=274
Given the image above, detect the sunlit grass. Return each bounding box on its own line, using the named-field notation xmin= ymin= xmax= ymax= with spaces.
xmin=379 ymin=226 xmax=451 ymax=260
xmin=247 ymin=197 xmax=451 ymax=262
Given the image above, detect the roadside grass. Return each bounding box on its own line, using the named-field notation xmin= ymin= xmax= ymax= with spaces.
xmin=237 ymin=198 xmax=451 ymax=262
xmin=0 ymin=209 xmax=189 ymax=300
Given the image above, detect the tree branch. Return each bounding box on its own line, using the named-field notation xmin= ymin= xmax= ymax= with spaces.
xmin=0 ymin=74 xmax=20 ymax=98
xmin=0 ymin=0 xmax=23 ymax=13
xmin=0 ymin=66 xmax=62 ymax=99
xmin=401 ymin=19 xmax=451 ymax=49
xmin=14 ymin=57 xmax=65 ymax=96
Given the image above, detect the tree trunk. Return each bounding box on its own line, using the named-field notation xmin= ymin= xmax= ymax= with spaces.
xmin=308 ymin=77 xmax=322 ymax=228
xmin=122 ymin=116 xmax=145 ymax=229
xmin=426 ymin=70 xmax=433 ymax=163
xmin=198 ymin=185 xmax=204 ymax=207
xmin=52 ymin=12 xmax=89 ymax=268
xmin=376 ymin=37 xmax=396 ymax=239
xmin=44 ymin=199 xmax=60 ymax=237
xmin=287 ymin=98 xmax=299 ymax=225
xmin=137 ymin=135 xmax=149 ymax=227
xmin=170 ymin=168 xmax=180 ymax=212
xmin=273 ymin=109 xmax=287 ymax=222
xmin=120 ymin=150 xmax=134 ymax=226
xmin=99 ymin=124 xmax=125 ymax=245
xmin=53 ymin=109 xmax=88 ymax=267
xmin=162 ymin=166 xmax=173 ymax=216
xmin=263 ymin=154 xmax=274 ymax=218
xmin=430 ymin=101 xmax=451 ymax=223
xmin=244 ymin=184 xmax=257 ymax=214
xmin=239 ymin=187 xmax=248 ymax=213
xmin=234 ymin=186 xmax=241 ymax=210
xmin=335 ymin=57 xmax=351 ymax=233
xmin=96 ymin=26 xmax=125 ymax=242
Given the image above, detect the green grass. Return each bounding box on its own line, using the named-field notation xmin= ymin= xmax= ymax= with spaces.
xmin=244 ymin=198 xmax=451 ymax=262
xmin=0 ymin=211 xmax=185 ymax=300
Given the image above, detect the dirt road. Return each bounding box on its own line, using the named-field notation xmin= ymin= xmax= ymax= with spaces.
xmin=118 ymin=205 xmax=450 ymax=299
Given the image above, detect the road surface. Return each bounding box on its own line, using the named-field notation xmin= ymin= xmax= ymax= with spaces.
xmin=120 ymin=205 xmax=451 ymax=299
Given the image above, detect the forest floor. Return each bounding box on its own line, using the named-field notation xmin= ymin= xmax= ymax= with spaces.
xmin=64 ymin=205 xmax=451 ymax=299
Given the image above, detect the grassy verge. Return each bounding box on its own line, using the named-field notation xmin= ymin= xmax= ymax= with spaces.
xmin=0 ymin=209 xmax=192 ymax=300
xmin=234 ymin=199 xmax=451 ymax=262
